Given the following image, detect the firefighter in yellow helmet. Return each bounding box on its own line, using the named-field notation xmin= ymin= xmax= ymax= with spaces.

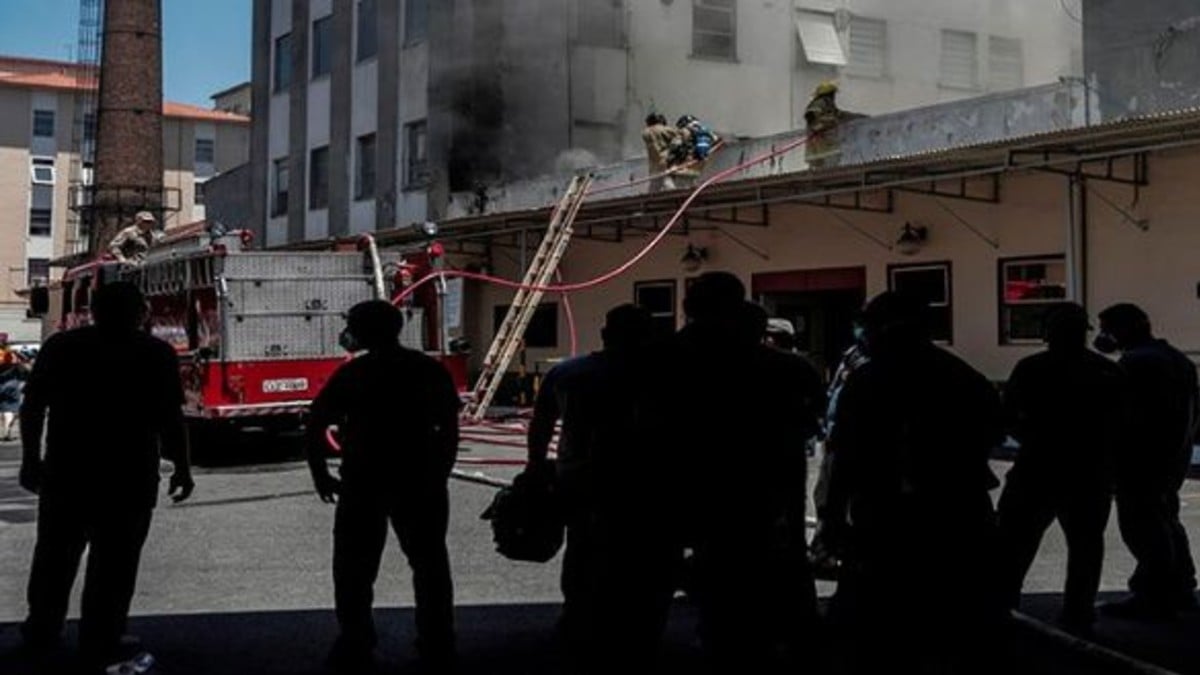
xmin=804 ymin=81 xmax=842 ymax=169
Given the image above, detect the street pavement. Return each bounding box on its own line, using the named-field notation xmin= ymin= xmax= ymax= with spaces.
xmin=2 ymin=435 xmax=1199 ymax=673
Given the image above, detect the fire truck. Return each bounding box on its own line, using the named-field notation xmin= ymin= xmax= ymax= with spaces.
xmin=32 ymin=225 xmax=468 ymax=445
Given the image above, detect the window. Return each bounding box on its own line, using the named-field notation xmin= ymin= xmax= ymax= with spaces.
xmin=312 ymin=16 xmax=333 ymax=79
xmin=29 ymin=184 xmax=53 ymax=237
xmin=998 ymin=256 xmax=1068 ymax=344
xmin=577 ymin=0 xmax=624 ymax=49
xmin=404 ymin=120 xmax=429 ymax=187
xmin=795 ymin=11 xmax=846 ymax=66
xmin=27 ymin=258 xmax=50 ymax=288
xmin=273 ymin=157 xmax=289 ymax=216
xmin=274 ymin=33 xmax=293 ymax=92
xmin=988 ymin=36 xmax=1023 ymax=92
xmin=29 ymin=209 xmax=52 ymax=237
xmin=195 ymin=138 xmax=215 ymax=165
xmin=194 ymin=180 xmax=206 ymax=206
xmin=889 ymin=263 xmax=952 ymax=343
xmin=940 ymin=29 xmax=978 ymax=90
xmin=82 ymin=111 xmax=97 ymax=143
xmin=32 ymin=110 xmax=55 ymax=138
xmin=493 ymin=303 xmax=558 ymax=349
xmin=357 ymin=0 xmax=378 ymax=61
xmin=405 ymin=0 xmax=429 ymax=45
xmin=30 ymin=157 xmax=55 ymax=184
xmin=356 ymin=133 xmax=376 ymax=200
xmin=692 ymin=0 xmax=736 ymax=61
xmin=309 ymin=146 xmax=330 ymax=210
xmin=846 ymin=17 xmax=887 ymax=78
xmin=635 ymin=280 xmax=677 ymax=342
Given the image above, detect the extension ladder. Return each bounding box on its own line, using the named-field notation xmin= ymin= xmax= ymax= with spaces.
xmin=463 ymin=174 xmax=592 ymax=421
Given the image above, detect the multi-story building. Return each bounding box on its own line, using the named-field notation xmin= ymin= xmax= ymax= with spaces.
xmin=0 ymin=55 xmax=250 ymax=342
xmin=248 ymin=0 xmax=1081 ymax=247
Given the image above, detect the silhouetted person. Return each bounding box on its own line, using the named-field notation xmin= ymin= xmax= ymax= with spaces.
xmin=1095 ymin=303 xmax=1199 ymax=619
xmin=810 ymin=329 xmax=870 ymax=579
xmin=996 ymin=303 xmax=1126 ymax=632
xmin=824 ymin=292 xmax=1005 ymax=674
xmin=306 ymin=301 xmax=460 ymax=671
xmin=18 ymin=281 xmax=193 ymax=666
xmin=527 ymin=304 xmax=653 ymax=672
xmin=646 ymin=274 xmax=824 ymax=672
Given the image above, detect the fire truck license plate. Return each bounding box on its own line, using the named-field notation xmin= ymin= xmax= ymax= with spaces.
xmin=262 ymin=378 xmax=310 ymax=394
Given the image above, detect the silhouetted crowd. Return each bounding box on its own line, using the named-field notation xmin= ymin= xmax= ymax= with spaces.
xmin=14 ymin=275 xmax=1200 ymax=674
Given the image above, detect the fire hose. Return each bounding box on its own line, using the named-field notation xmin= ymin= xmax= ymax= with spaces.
xmin=392 ymin=134 xmax=812 ymax=304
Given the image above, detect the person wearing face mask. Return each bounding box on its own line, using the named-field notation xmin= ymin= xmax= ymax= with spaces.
xmin=995 ymin=303 xmax=1127 ymax=633
xmin=823 ymin=291 xmax=1006 ymax=674
xmin=1094 ymin=303 xmax=1199 ymax=619
xmin=305 ymin=300 xmax=461 ymax=672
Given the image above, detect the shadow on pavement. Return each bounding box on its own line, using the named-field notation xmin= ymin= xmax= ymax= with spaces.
xmin=0 ymin=603 xmax=705 ymax=675
xmin=1018 ymin=591 xmax=1200 ymax=675
xmin=0 ymin=598 xmax=1153 ymax=675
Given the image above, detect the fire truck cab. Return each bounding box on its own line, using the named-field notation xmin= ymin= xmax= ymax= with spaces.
xmin=33 ymin=226 xmax=465 ymax=450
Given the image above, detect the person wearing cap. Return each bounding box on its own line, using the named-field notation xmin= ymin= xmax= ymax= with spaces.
xmin=995 ymin=303 xmax=1127 ymax=633
xmin=108 ymin=212 xmax=159 ymax=264
xmin=305 ymin=300 xmax=460 ymax=671
xmin=1094 ymin=303 xmax=1199 ymax=619
xmin=824 ymin=291 xmax=1006 ymax=673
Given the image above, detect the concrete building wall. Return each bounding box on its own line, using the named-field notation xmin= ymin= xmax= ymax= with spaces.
xmin=0 ymin=86 xmax=34 ymax=339
xmin=1087 ymin=147 xmax=1200 ymax=352
xmin=1084 ymin=0 xmax=1200 ymax=119
xmin=254 ymin=0 xmax=1083 ymax=247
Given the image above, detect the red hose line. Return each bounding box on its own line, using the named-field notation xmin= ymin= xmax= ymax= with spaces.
xmin=585 ymin=141 xmax=727 ymax=197
xmin=393 ymin=134 xmax=812 ymax=304
xmin=557 ymin=268 xmax=579 ymax=356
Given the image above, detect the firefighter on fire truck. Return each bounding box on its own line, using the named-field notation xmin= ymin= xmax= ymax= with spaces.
xmin=108 ymin=211 xmax=161 ymax=264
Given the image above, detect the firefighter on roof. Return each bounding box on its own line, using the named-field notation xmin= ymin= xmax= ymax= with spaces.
xmin=108 ymin=211 xmax=159 ymax=264
xmin=804 ymin=81 xmax=843 ymax=169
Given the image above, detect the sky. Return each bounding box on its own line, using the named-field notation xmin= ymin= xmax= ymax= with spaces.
xmin=0 ymin=0 xmax=251 ymax=106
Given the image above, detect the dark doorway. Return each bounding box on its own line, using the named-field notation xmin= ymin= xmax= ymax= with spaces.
xmin=752 ymin=267 xmax=866 ymax=378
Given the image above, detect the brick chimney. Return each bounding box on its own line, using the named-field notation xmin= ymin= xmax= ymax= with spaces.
xmin=90 ymin=0 xmax=165 ymax=252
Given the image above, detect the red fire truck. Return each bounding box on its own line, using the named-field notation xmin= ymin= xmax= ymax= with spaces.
xmin=32 ymin=226 xmax=468 ymax=445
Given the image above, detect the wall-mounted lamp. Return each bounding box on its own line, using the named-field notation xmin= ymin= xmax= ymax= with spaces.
xmin=681 ymin=243 xmax=708 ymax=272
xmin=896 ymin=223 xmax=928 ymax=256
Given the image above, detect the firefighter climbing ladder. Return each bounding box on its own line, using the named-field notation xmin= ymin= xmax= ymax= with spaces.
xmin=463 ymin=174 xmax=593 ymax=421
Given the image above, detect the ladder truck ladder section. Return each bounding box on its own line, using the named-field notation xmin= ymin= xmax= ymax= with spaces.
xmin=463 ymin=174 xmax=593 ymax=421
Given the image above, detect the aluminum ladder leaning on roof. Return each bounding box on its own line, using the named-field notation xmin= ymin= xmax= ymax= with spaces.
xmin=462 ymin=173 xmax=593 ymax=421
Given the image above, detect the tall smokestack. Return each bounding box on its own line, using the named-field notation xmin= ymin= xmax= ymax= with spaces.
xmin=90 ymin=0 xmax=164 ymax=252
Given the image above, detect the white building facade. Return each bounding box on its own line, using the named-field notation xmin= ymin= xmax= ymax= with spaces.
xmin=249 ymin=0 xmax=1082 ymax=247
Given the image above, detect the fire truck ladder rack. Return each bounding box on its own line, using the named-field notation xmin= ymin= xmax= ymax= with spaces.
xmin=462 ymin=174 xmax=592 ymax=421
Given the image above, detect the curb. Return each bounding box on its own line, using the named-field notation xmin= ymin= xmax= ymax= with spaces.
xmin=1012 ymin=612 xmax=1184 ymax=675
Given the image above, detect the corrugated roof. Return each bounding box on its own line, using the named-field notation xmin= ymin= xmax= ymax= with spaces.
xmin=162 ymin=101 xmax=249 ymax=124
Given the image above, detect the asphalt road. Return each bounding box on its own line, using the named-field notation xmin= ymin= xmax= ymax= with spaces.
xmin=2 ymin=435 xmax=1199 ymax=673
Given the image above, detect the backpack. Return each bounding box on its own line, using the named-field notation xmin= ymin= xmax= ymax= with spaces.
xmin=690 ymin=123 xmax=715 ymax=159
